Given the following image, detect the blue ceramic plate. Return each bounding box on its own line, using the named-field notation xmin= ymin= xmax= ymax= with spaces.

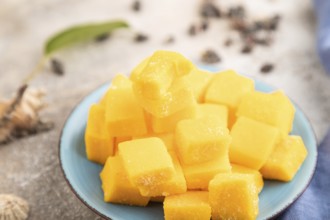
xmin=59 ymin=78 xmax=317 ymax=220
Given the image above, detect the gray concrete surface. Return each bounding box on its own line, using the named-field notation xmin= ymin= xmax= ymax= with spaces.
xmin=0 ymin=0 xmax=329 ymax=219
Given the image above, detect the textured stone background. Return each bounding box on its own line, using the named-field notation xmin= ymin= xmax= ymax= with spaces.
xmin=0 ymin=0 xmax=329 ymax=219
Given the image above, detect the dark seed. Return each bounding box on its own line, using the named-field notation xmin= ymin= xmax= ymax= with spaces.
xmin=51 ymin=59 xmax=64 ymax=76
xmin=200 ymin=1 xmax=221 ymax=18
xmin=260 ymin=63 xmax=274 ymax=73
xmin=132 ymin=0 xmax=141 ymax=11
xmin=188 ymin=25 xmax=197 ymax=36
xmin=224 ymin=38 xmax=233 ymax=47
xmin=201 ymin=20 xmax=209 ymax=31
xmin=95 ymin=33 xmax=110 ymax=43
xmin=227 ymin=6 xmax=245 ymax=19
xmin=241 ymin=45 xmax=253 ymax=54
xmin=163 ymin=35 xmax=175 ymax=44
xmin=134 ymin=33 xmax=148 ymax=42
xmin=201 ymin=49 xmax=221 ymax=64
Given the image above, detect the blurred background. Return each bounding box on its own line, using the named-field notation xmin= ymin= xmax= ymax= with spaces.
xmin=0 ymin=0 xmax=329 ymax=219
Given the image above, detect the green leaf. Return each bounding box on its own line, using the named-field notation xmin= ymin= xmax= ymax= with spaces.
xmin=44 ymin=20 xmax=129 ymax=56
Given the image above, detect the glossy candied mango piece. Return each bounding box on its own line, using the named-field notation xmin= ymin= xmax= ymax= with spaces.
xmin=209 ymin=173 xmax=259 ymax=220
xmin=175 ymin=116 xmax=231 ymax=165
xmin=164 ymin=191 xmax=211 ymax=220
xmin=85 ymin=104 xmax=114 ymax=164
xmin=151 ymin=103 xmax=197 ymax=133
xmin=205 ymin=70 xmax=254 ymax=109
xmin=118 ymin=137 xmax=175 ymax=196
xmin=229 ymin=117 xmax=279 ymax=170
xmin=105 ymin=74 xmax=148 ymax=137
xmin=260 ymin=135 xmax=308 ymax=181
xmin=185 ymin=69 xmax=213 ymax=102
xmin=144 ymin=151 xmax=187 ymax=197
xmin=237 ymin=90 xmax=295 ymax=138
xmin=231 ymin=164 xmax=264 ymax=193
xmin=196 ymin=103 xmax=228 ymax=128
xmin=100 ymin=156 xmax=150 ymax=206
xmin=181 ymin=153 xmax=231 ymax=190
xmin=205 ymin=70 xmax=254 ymax=128
xmin=131 ymin=50 xmax=194 ymax=100
xmin=134 ymin=77 xmax=195 ymax=118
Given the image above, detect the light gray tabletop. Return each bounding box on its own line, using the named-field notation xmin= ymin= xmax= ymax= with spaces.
xmin=1 ymin=0 xmax=329 ymax=219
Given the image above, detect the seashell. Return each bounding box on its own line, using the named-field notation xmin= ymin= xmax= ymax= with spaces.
xmin=0 ymin=194 xmax=29 ymax=220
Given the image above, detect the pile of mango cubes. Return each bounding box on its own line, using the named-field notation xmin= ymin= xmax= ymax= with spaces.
xmin=85 ymin=50 xmax=308 ymax=220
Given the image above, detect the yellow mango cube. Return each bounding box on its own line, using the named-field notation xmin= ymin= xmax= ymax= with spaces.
xmin=133 ymin=133 xmax=175 ymax=151
xmin=175 ymin=116 xmax=231 ymax=165
xmin=118 ymin=137 xmax=175 ymax=196
xmin=131 ymin=50 xmax=194 ymax=99
xmin=85 ymin=104 xmax=114 ymax=164
xmin=197 ymin=103 xmax=228 ymax=128
xmin=164 ymin=191 xmax=211 ymax=220
xmin=231 ymin=164 xmax=264 ymax=193
xmin=145 ymin=151 xmax=187 ymax=197
xmin=205 ymin=70 xmax=254 ymax=128
xmin=100 ymin=156 xmax=149 ymax=206
xmin=134 ymin=78 xmax=195 ymax=118
xmin=209 ymin=173 xmax=259 ymax=220
xmin=260 ymin=135 xmax=308 ymax=181
xmin=229 ymin=117 xmax=279 ymax=170
xmin=185 ymin=69 xmax=213 ymax=102
xmin=131 ymin=51 xmax=195 ymax=117
xmin=237 ymin=90 xmax=295 ymax=137
xmin=151 ymin=103 xmax=197 ymax=133
xmin=181 ymin=153 xmax=231 ymax=190
xmin=105 ymin=74 xmax=148 ymax=137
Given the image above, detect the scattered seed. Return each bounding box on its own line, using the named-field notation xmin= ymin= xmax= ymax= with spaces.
xmin=94 ymin=33 xmax=110 ymax=43
xmin=224 ymin=38 xmax=233 ymax=47
xmin=132 ymin=0 xmax=141 ymax=12
xmin=50 ymin=59 xmax=64 ymax=76
xmin=260 ymin=63 xmax=274 ymax=73
xmin=200 ymin=1 xmax=221 ymax=18
xmin=163 ymin=35 xmax=175 ymax=44
xmin=227 ymin=6 xmax=245 ymax=19
xmin=201 ymin=20 xmax=209 ymax=31
xmin=134 ymin=33 xmax=148 ymax=42
xmin=241 ymin=45 xmax=253 ymax=54
xmin=201 ymin=49 xmax=221 ymax=64
xmin=188 ymin=25 xmax=198 ymax=36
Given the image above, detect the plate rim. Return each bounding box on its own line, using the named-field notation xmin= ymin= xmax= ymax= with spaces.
xmin=58 ymin=79 xmax=318 ymax=220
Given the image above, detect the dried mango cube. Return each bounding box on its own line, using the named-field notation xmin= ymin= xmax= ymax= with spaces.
xmin=185 ymin=69 xmax=213 ymax=102
xmin=209 ymin=173 xmax=259 ymax=220
xmin=118 ymin=137 xmax=175 ymax=196
xmin=100 ymin=156 xmax=149 ymax=206
xmin=175 ymin=116 xmax=231 ymax=165
xmin=134 ymin=78 xmax=195 ymax=118
xmin=197 ymin=103 xmax=228 ymax=128
xmin=181 ymin=153 xmax=231 ymax=190
xmin=144 ymin=151 xmax=187 ymax=197
xmin=229 ymin=117 xmax=279 ymax=170
xmin=231 ymin=164 xmax=264 ymax=193
xmin=131 ymin=50 xmax=194 ymax=99
xmin=105 ymin=74 xmax=148 ymax=137
xmin=260 ymin=135 xmax=308 ymax=181
xmin=205 ymin=70 xmax=254 ymax=128
xmin=164 ymin=191 xmax=211 ymax=220
xmin=237 ymin=90 xmax=295 ymax=138
xmin=151 ymin=103 xmax=197 ymax=133
xmin=85 ymin=104 xmax=114 ymax=164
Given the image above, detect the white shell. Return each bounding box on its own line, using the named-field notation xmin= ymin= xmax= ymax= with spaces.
xmin=0 ymin=194 xmax=29 ymax=220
